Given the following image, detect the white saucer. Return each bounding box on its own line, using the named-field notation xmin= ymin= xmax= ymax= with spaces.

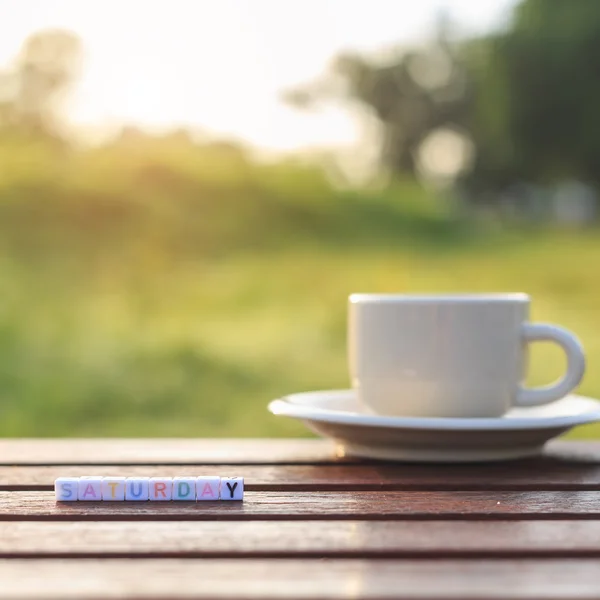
xmin=268 ymin=390 xmax=600 ymax=462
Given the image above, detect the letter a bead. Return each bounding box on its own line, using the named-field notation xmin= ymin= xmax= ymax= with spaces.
xmin=195 ymin=476 xmax=220 ymax=501
xmin=220 ymin=477 xmax=244 ymax=501
xmin=78 ymin=476 xmax=103 ymax=501
xmin=55 ymin=477 xmax=79 ymax=501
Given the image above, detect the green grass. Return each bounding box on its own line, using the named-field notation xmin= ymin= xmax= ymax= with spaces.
xmin=1 ymin=236 xmax=600 ymax=439
xmin=0 ymin=137 xmax=599 ymax=438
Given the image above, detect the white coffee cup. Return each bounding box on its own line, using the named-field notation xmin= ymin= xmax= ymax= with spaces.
xmin=348 ymin=293 xmax=586 ymax=418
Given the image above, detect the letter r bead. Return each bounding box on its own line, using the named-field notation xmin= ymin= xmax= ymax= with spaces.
xmin=149 ymin=477 xmax=172 ymax=501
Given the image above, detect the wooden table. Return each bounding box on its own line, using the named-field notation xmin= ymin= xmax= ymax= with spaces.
xmin=2 ymin=438 xmax=600 ymax=598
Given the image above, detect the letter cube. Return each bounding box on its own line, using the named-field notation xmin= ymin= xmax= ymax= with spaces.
xmin=125 ymin=477 xmax=150 ymax=501
xmin=195 ymin=476 xmax=220 ymax=501
xmin=78 ymin=476 xmax=103 ymax=501
xmin=149 ymin=477 xmax=172 ymax=501
xmin=220 ymin=477 xmax=244 ymax=501
xmin=101 ymin=477 xmax=126 ymax=501
xmin=55 ymin=477 xmax=79 ymax=502
xmin=172 ymin=477 xmax=196 ymax=501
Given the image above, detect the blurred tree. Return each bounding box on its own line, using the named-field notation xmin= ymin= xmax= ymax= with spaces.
xmin=0 ymin=29 xmax=82 ymax=139
xmin=283 ymin=13 xmax=474 ymax=184
xmin=468 ymin=0 xmax=600 ymax=194
xmin=285 ymin=0 xmax=600 ymax=208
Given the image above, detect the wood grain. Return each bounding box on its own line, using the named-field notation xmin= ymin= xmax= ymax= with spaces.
xmin=3 ymin=439 xmax=600 ymax=599
xmin=2 ymin=521 xmax=600 ymax=558
xmin=6 ymin=457 xmax=600 ymax=491
xmin=0 ymin=439 xmax=343 ymax=465
xmin=3 ymin=491 xmax=600 ymax=520
xmin=0 ymin=438 xmax=598 ymax=465
xmin=1 ymin=558 xmax=600 ymax=599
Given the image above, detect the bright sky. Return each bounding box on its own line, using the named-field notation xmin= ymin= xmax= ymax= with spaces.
xmin=0 ymin=0 xmax=516 ymax=151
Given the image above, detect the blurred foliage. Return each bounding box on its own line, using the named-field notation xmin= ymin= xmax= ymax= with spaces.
xmin=471 ymin=0 xmax=600 ymax=192
xmin=0 ymin=133 xmax=475 ymax=437
xmin=284 ymin=13 xmax=473 ymax=180
xmin=1 ymin=10 xmax=600 ymax=438
xmin=0 ymin=29 xmax=81 ymax=140
xmin=285 ymin=0 xmax=600 ymax=202
xmin=0 ymin=130 xmax=599 ymax=437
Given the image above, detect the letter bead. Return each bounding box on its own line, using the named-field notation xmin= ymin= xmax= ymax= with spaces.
xmin=101 ymin=477 xmax=126 ymax=501
xmin=195 ymin=476 xmax=220 ymax=501
xmin=220 ymin=477 xmax=244 ymax=501
xmin=149 ymin=477 xmax=173 ymax=501
xmin=78 ymin=476 xmax=103 ymax=501
xmin=172 ymin=477 xmax=197 ymax=501
xmin=55 ymin=477 xmax=79 ymax=502
xmin=125 ymin=477 xmax=150 ymax=501
xmin=55 ymin=475 xmax=245 ymax=501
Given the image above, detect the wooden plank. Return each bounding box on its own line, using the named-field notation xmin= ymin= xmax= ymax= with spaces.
xmin=1 ymin=558 xmax=600 ymax=599
xmin=0 ymin=438 xmax=598 ymax=466
xmin=2 ymin=521 xmax=600 ymax=558
xmin=2 ymin=465 xmax=407 ymax=492
xmin=0 ymin=439 xmax=343 ymax=465
xmin=3 ymin=491 xmax=600 ymax=520
xmin=7 ymin=455 xmax=600 ymax=491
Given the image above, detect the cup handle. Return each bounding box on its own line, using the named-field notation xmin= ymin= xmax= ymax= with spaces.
xmin=516 ymin=323 xmax=586 ymax=407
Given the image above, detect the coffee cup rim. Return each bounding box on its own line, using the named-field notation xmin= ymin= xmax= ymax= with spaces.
xmin=349 ymin=293 xmax=530 ymax=304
